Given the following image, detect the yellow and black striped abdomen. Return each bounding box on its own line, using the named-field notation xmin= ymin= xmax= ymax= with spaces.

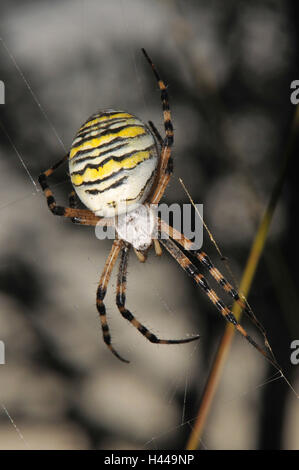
xmin=69 ymin=110 xmax=158 ymax=217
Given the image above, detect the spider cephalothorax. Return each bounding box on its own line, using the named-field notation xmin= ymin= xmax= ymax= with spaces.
xmin=115 ymin=204 xmax=157 ymax=251
xmin=38 ymin=49 xmax=279 ymax=368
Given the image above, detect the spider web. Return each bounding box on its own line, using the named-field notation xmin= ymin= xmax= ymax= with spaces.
xmin=0 ymin=0 xmax=298 ymax=451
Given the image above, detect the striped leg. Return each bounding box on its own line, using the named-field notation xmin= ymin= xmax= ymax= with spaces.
xmin=159 ymin=219 xmax=271 ymax=351
xmin=159 ymin=236 xmax=280 ymax=370
xmin=142 ymin=49 xmax=174 ymax=204
xmin=38 ymin=156 xmax=105 ymax=225
xmin=116 ymin=244 xmax=200 ymax=348
xmin=96 ymin=240 xmax=128 ymax=362
xmin=148 ymin=120 xmax=163 ymax=147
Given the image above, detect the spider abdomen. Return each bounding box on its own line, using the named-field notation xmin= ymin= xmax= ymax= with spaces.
xmin=69 ymin=110 xmax=158 ymax=217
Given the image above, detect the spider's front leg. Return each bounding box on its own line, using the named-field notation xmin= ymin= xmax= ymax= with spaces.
xmin=148 ymin=120 xmax=163 ymax=147
xmin=115 ymin=243 xmax=200 ymax=349
xmin=142 ymin=49 xmax=174 ymax=205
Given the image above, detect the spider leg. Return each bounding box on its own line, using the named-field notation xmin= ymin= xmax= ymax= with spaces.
xmin=159 ymin=235 xmax=280 ymax=370
xmin=142 ymin=49 xmax=174 ymax=204
xmin=159 ymin=219 xmax=272 ymax=351
xmin=96 ymin=239 xmax=129 ymax=363
xmin=153 ymin=239 xmax=162 ymax=256
xmin=148 ymin=120 xmax=163 ymax=147
xmin=38 ymin=155 xmax=106 ymax=225
xmin=133 ymin=248 xmax=147 ymax=263
xmin=69 ymin=190 xmax=80 ymax=224
xmin=116 ymin=244 xmax=200 ymax=348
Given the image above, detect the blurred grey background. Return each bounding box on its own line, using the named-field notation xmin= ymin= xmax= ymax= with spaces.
xmin=0 ymin=0 xmax=298 ymax=450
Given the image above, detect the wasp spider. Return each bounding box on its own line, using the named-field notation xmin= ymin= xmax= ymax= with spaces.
xmin=39 ymin=49 xmax=278 ymax=366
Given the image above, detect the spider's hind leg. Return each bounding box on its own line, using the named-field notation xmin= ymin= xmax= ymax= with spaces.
xmin=116 ymin=244 xmax=199 ymax=346
xmin=96 ymin=239 xmax=129 ymax=363
xmin=159 ymin=219 xmax=273 ymax=354
xmin=159 ymin=234 xmax=280 ymax=370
